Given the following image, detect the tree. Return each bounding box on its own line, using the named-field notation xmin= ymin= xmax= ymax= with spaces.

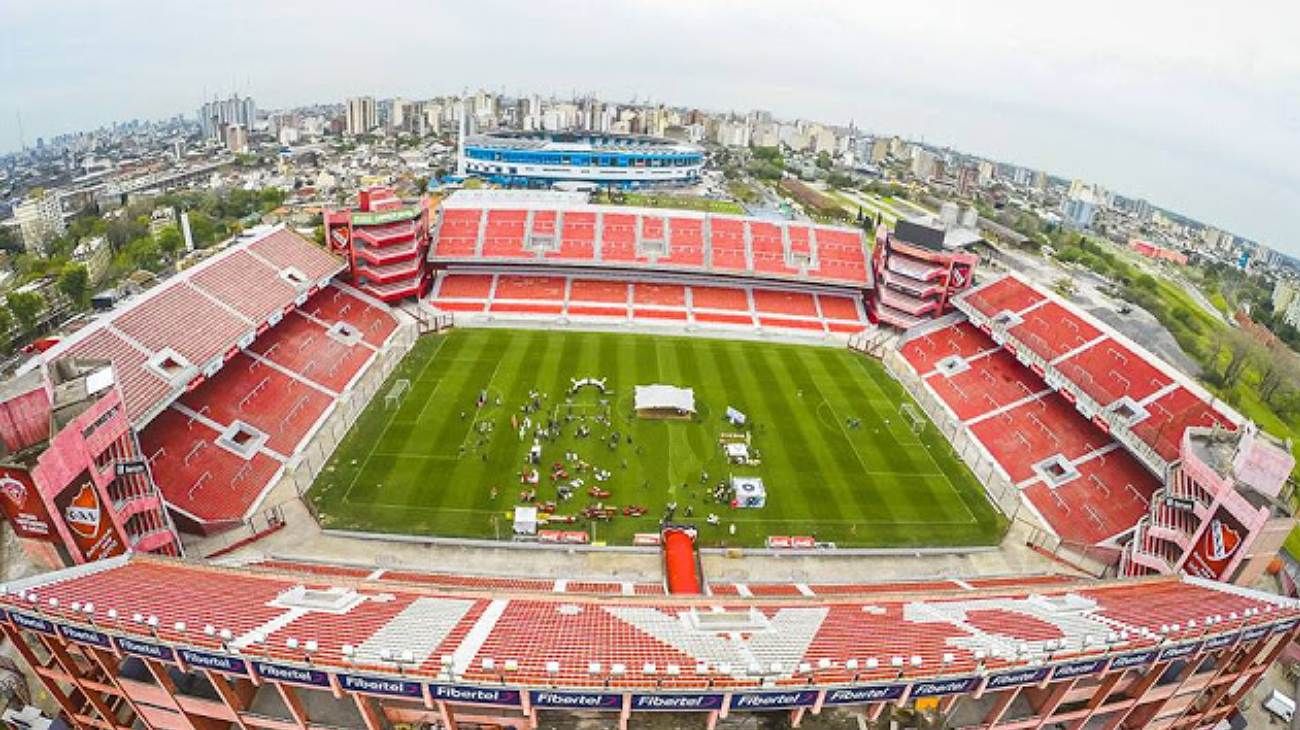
xmin=816 ymin=151 xmax=832 ymax=170
xmin=1213 ymin=327 xmax=1257 ymax=388
xmin=123 ymin=236 xmax=163 ymax=272
xmin=57 ymin=263 xmax=91 ymax=309
xmin=0 ymin=226 xmax=23 ymax=255
xmin=187 ymin=211 xmax=217 ymax=246
xmin=155 ymin=225 xmax=184 ymax=257
xmin=7 ymin=291 xmax=46 ymax=334
xmin=0 ymin=306 xmax=13 ymax=354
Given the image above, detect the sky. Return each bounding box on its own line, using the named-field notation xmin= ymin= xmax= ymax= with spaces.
xmin=1 ymin=0 xmax=1297 ymax=252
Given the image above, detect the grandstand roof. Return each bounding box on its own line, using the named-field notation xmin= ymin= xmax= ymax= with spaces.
xmin=36 ymin=227 xmax=345 ymax=427
xmin=5 ymin=554 xmax=1296 ymax=691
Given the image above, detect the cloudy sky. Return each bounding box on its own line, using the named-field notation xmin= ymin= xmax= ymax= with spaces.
xmin=2 ymin=1 xmax=1297 ymax=251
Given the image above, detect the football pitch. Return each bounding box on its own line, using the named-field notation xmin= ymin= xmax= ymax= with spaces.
xmin=309 ymin=328 xmax=1006 ymax=548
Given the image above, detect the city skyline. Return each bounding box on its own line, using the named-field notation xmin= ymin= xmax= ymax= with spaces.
xmin=1 ymin=0 xmax=1296 ymax=252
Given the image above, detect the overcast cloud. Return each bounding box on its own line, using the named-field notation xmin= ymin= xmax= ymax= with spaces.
xmin=1 ymin=1 xmax=1296 ymax=251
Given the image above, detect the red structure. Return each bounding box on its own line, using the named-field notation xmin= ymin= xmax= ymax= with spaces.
xmin=869 ymin=219 xmax=980 ymax=329
xmin=906 ymin=271 xmax=1298 ymax=581
xmin=324 ymin=187 xmax=433 ymax=303
xmin=424 ymin=190 xmax=874 ymax=338
xmin=0 ymin=373 xmax=180 ymax=569
xmin=3 ymin=554 xmax=1296 ymax=729
xmin=661 ymin=526 xmax=703 ymax=594
xmin=1130 ymin=239 xmax=1189 ymax=266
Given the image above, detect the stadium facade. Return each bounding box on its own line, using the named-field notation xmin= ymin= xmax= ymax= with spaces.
xmin=869 ymin=218 xmax=981 ymax=328
xmin=3 ymin=555 xmax=1298 ymax=730
xmin=459 ymin=131 xmax=704 ymax=189
xmin=324 ymin=187 xmax=433 ymax=302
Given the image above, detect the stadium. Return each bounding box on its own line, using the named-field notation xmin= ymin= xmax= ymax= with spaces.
xmin=459 ymin=132 xmax=705 ymax=189
xmin=0 ymin=187 xmax=1296 ymax=729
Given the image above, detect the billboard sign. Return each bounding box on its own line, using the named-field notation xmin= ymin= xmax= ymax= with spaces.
xmin=427 ymin=684 xmax=521 ymax=707
xmin=1052 ymin=657 xmax=1109 ymax=680
xmin=529 ymin=691 xmax=621 ymax=710
xmin=911 ymin=676 xmax=980 ymax=697
xmin=115 ymin=636 xmax=175 ymax=662
xmin=822 ymin=684 xmax=908 ymax=705
xmin=351 ymin=207 xmax=420 ymax=227
xmin=8 ymin=612 xmax=55 ymax=635
xmin=987 ymin=667 xmax=1050 ymax=689
xmin=179 ymin=648 xmax=248 ymax=676
xmin=338 ymin=673 xmax=423 ymax=699
xmin=254 ymin=661 xmax=332 ymax=688
xmin=58 ymin=623 xmax=111 ymax=648
xmin=730 ymin=690 xmax=819 ymax=711
xmin=630 ymin=693 xmax=725 ymax=711
xmin=54 ymin=473 xmax=123 ymax=562
xmin=1184 ymin=510 xmax=1246 ymax=580
xmin=0 ymin=467 xmax=56 ymax=541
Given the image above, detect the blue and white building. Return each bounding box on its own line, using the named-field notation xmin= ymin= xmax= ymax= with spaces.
xmin=459 ymin=131 xmax=704 ymax=189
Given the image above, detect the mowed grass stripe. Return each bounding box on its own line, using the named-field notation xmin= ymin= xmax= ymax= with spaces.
xmin=761 ymin=346 xmax=861 ymax=528
xmin=742 ymin=343 xmax=859 ymax=533
xmin=804 ymin=350 xmax=958 ymax=526
xmin=310 ymin=328 xmax=1006 ymax=546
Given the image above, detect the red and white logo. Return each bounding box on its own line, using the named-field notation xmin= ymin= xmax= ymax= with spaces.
xmin=64 ymin=484 xmax=102 ymax=539
xmin=0 ymin=477 xmax=27 ymax=507
xmin=1205 ymin=518 xmax=1242 ymax=562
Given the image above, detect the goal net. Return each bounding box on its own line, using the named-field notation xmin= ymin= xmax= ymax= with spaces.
xmin=899 ymin=403 xmax=927 ymax=435
xmin=385 ymin=379 xmax=411 ymax=409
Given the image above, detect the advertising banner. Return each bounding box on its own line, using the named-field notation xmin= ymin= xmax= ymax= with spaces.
xmin=427 ymin=684 xmax=522 ymax=707
xmin=529 ymin=690 xmax=622 ymax=710
xmin=0 ymin=467 xmax=56 ymax=541
xmin=54 ymin=473 xmax=123 ymax=562
xmin=822 ymin=684 xmax=908 ymax=705
xmin=253 ymin=661 xmax=332 ymax=688
xmin=338 ymin=673 xmax=423 ymax=699
xmin=911 ymin=676 xmax=980 ymax=698
xmin=179 ymin=648 xmax=248 ymax=676
xmin=729 ymin=690 xmax=819 ymax=711
xmin=115 ymin=636 xmax=175 ymax=662
xmin=630 ymin=693 xmax=725 ymax=712
xmin=1184 ymin=509 xmax=1246 ymax=580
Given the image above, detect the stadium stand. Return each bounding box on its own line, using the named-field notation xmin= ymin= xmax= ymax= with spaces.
xmin=44 ymin=227 xmax=345 ymax=425
xmin=433 ymin=208 xmax=481 ymax=257
xmin=245 ymin=311 xmax=374 ymax=394
xmin=34 ymin=228 xmax=404 ymax=532
xmin=299 ymin=285 xmax=400 ymax=348
xmin=900 ymin=319 xmax=1160 ymax=545
xmin=431 ymin=194 xmax=870 ymax=287
xmin=176 ymin=353 xmax=332 ymax=456
xmin=428 ymin=272 xmax=869 ymax=337
xmin=8 ymin=553 xmax=1297 ymax=693
xmin=954 ymin=273 xmax=1242 ymax=473
xmin=139 ymin=408 xmax=283 ymax=527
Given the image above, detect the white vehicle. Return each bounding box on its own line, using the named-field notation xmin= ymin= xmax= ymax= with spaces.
xmin=1263 ymin=689 xmax=1295 ymax=722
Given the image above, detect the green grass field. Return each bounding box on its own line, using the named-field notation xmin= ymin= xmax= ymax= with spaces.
xmin=309 ymin=329 xmax=1006 ymax=548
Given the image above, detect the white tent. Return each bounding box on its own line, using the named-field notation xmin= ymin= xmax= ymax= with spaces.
xmin=725 ymin=442 xmax=750 ymax=463
xmin=634 ymin=385 xmax=696 ymax=415
xmin=513 ymin=506 xmax=538 ymax=535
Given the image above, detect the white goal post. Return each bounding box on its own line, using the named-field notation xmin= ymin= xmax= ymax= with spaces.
xmin=899 ymin=403 xmax=927 ymax=435
xmin=385 ymin=379 xmax=411 ymax=409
